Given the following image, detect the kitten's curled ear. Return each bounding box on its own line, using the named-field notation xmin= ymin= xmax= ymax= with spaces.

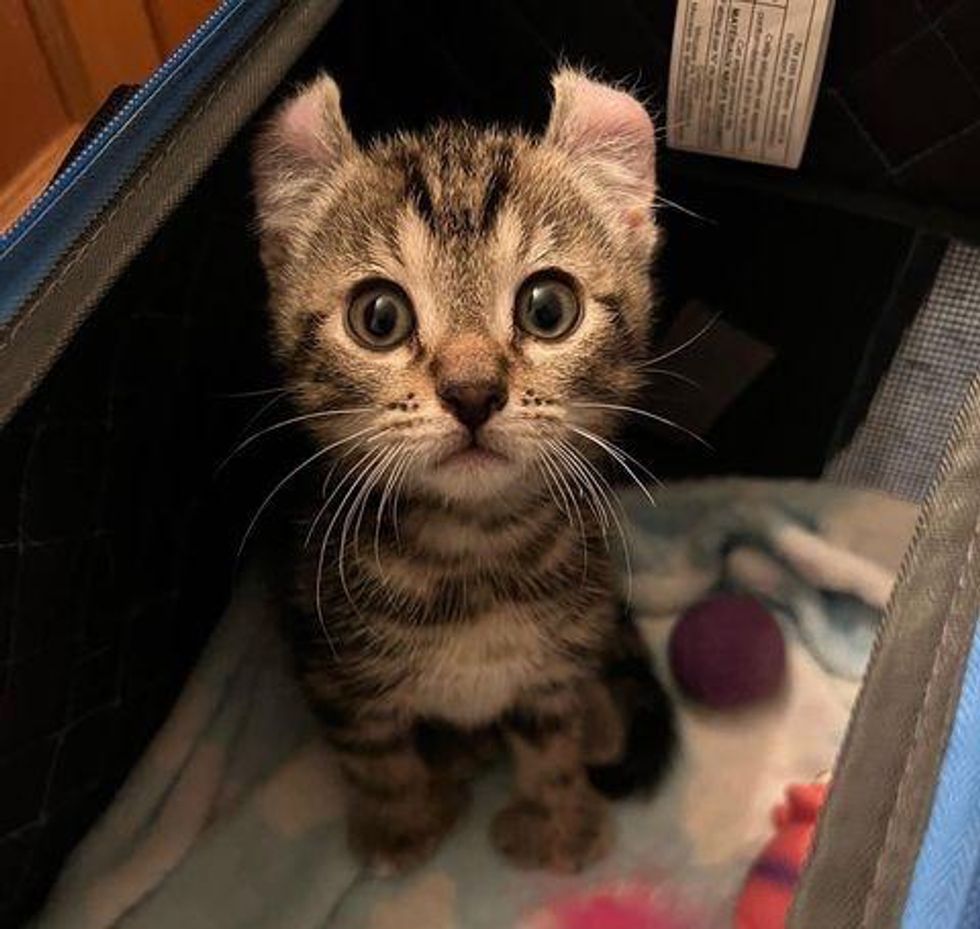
xmin=252 ymin=73 xmax=355 ymax=271
xmin=544 ymin=69 xmax=656 ymax=234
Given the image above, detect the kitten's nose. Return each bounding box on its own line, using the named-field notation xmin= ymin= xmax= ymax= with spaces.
xmin=438 ymin=380 xmax=508 ymax=431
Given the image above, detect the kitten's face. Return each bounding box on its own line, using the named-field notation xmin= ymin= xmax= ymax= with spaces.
xmin=253 ymin=71 xmax=658 ymax=504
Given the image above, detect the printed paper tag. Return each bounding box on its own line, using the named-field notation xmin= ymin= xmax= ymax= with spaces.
xmin=666 ymin=0 xmax=837 ymax=168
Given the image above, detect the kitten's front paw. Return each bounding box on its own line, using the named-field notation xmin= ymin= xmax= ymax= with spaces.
xmin=348 ymin=787 xmax=465 ymax=876
xmin=349 ymin=818 xmax=445 ymax=876
xmin=490 ymin=790 xmax=611 ymax=873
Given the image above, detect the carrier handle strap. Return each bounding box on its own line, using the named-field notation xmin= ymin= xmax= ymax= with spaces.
xmin=0 ymin=0 xmax=339 ymax=429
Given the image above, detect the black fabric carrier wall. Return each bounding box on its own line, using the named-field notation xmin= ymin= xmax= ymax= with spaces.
xmin=1 ymin=0 xmax=978 ymax=924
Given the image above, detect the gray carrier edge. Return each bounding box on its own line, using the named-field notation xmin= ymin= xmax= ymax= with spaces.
xmin=792 ymin=372 xmax=980 ymax=928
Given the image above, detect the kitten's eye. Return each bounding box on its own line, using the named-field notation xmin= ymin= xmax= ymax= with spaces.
xmin=346 ymin=283 xmax=415 ymax=350
xmin=515 ymin=273 xmax=581 ymax=341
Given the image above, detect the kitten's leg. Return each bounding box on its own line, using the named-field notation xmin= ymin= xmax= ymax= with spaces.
xmin=492 ymin=681 xmax=612 ymax=872
xmin=578 ymin=677 xmax=626 ymax=766
xmin=416 ymin=718 xmax=502 ymax=783
xmin=323 ymin=706 xmax=465 ymax=874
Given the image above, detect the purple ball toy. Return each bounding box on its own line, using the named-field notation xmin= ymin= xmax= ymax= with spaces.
xmin=668 ymin=593 xmax=786 ymax=708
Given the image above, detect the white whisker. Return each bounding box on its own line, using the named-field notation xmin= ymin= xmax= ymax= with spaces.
xmin=390 ymin=448 xmax=421 ymax=549
xmin=554 ymin=439 xmax=634 ymax=605
xmin=567 ymin=425 xmax=662 ymax=505
xmin=539 ymin=441 xmax=589 ymax=579
xmin=235 ymin=392 xmax=289 ymax=444
xmin=315 ymin=443 xmax=391 ymax=637
xmin=642 ymin=366 xmax=702 ymax=389
xmin=217 ymin=406 xmax=373 ymax=472
xmin=535 ymin=446 xmax=574 ymax=524
xmin=216 ymin=386 xmax=289 ymax=399
xmin=374 ymin=444 xmax=414 ymax=573
xmin=548 ymin=439 xmax=612 ymax=536
xmin=570 ymin=401 xmax=712 ymax=449
xmin=545 ymin=438 xmax=609 ymax=532
xmin=654 ymin=194 xmax=717 ymax=224
xmin=338 ymin=445 xmax=401 ymax=612
xmin=237 ymin=424 xmax=383 ymax=562
xmin=351 ymin=442 xmax=405 ymax=562
xmin=646 ymin=313 xmax=721 ymax=367
xmin=304 ymin=442 xmax=379 ymax=548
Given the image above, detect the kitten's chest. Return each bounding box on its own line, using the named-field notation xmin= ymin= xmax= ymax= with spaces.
xmin=405 ymin=610 xmax=554 ymax=726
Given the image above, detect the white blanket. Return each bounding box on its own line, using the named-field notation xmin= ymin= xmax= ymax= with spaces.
xmin=36 ymin=480 xmax=917 ymax=929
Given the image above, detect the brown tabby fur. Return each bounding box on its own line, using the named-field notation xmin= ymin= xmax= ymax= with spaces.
xmin=252 ymin=69 xmax=675 ymax=874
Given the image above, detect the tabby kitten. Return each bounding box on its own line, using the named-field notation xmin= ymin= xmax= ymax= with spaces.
xmin=252 ymin=69 xmax=675 ymax=874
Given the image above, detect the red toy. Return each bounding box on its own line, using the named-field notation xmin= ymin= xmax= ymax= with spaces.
xmin=522 ymin=880 xmax=706 ymax=929
xmin=734 ymin=782 xmax=829 ymax=929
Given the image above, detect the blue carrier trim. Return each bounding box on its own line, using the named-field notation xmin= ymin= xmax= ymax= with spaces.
xmin=902 ymin=615 xmax=980 ymax=929
xmin=0 ymin=0 xmax=281 ymax=321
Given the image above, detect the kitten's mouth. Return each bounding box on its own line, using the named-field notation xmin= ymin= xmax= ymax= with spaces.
xmin=436 ymin=440 xmax=508 ymax=470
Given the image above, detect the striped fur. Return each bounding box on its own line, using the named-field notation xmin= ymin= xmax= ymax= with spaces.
xmin=253 ymin=69 xmax=675 ymax=873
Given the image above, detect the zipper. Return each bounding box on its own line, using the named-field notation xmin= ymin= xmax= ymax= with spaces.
xmin=0 ymin=0 xmax=245 ymax=255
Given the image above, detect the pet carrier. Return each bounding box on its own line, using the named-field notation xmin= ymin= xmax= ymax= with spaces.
xmin=1 ymin=1 xmax=978 ymax=926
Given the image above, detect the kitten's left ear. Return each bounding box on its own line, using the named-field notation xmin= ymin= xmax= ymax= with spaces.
xmin=544 ymin=69 xmax=656 ymax=226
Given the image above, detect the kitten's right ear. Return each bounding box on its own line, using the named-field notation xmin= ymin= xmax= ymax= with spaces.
xmin=252 ymin=74 xmax=355 ymax=269
xmin=544 ymin=69 xmax=656 ymax=239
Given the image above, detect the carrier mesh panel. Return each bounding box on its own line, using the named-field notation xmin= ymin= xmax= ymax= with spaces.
xmin=829 ymin=241 xmax=980 ymax=499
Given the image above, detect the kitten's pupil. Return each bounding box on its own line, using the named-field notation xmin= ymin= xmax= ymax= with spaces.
xmin=528 ymin=286 xmax=564 ymax=332
xmin=517 ymin=276 xmax=580 ymax=340
xmin=347 ymin=283 xmax=414 ymax=348
xmin=366 ymin=296 xmax=398 ymax=338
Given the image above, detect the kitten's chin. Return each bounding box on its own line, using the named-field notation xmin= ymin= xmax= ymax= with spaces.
xmin=435 ymin=445 xmax=508 ymax=470
xmin=418 ymin=449 xmax=524 ymax=503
